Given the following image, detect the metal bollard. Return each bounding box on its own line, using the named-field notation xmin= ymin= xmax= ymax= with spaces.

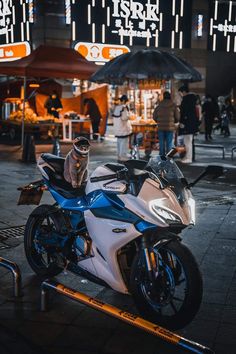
xmin=0 ymin=257 xmax=22 ymax=297
xmin=41 ymin=279 xmax=214 ymax=354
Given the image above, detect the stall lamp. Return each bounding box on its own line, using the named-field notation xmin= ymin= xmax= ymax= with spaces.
xmin=29 ymin=83 xmax=40 ymax=88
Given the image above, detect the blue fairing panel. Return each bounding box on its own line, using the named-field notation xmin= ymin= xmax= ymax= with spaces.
xmin=48 ymin=186 xmax=156 ymax=232
xmin=136 ymin=220 xmax=157 ymax=233
xmin=49 ymin=188 xmax=88 ymax=211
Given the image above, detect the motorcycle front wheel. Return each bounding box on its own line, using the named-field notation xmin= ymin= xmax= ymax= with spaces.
xmin=130 ymin=239 xmax=203 ymax=330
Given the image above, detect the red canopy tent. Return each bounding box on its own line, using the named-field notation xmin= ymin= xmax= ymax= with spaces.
xmin=0 ymin=45 xmax=98 ymax=79
xmin=0 ymin=45 xmax=98 ymax=145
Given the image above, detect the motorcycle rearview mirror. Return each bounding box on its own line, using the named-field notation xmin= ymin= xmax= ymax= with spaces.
xmin=188 ymin=165 xmax=225 ymax=188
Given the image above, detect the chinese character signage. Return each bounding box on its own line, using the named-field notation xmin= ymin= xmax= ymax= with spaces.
xmin=0 ymin=0 xmax=33 ymax=61
xmin=209 ymin=0 xmax=236 ymax=52
xmin=71 ymin=0 xmax=192 ymax=61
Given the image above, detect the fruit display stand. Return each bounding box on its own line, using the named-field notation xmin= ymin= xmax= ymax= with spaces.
xmin=130 ymin=118 xmax=158 ymax=155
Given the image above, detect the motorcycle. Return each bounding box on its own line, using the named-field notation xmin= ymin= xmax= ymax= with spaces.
xmin=19 ymin=149 xmax=223 ymax=330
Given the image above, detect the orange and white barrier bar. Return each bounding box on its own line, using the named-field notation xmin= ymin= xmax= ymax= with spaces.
xmin=0 ymin=257 xmax=22 ymax=297
xmin=41 ymin=279 xmax=214 ymax=354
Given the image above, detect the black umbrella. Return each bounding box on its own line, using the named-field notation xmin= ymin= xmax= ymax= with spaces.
xmin=90 ymin=49 xmax=202 ymax=84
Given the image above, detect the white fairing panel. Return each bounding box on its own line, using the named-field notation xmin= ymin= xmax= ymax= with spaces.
xmin=80 ymin=210 xmax=141 ymax=293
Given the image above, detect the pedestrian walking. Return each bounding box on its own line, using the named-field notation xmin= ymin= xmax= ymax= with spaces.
xmin=178 ymin=85 xmax=198 ymax=164
xmin=112 ymin=95 xmax=132 ymax=162
xmin=153 ymin=91 xmax=180 ymax=157
xmin=221 ymin=106 xmax=230 ymax=137
xmin=83 ymin=98 xmax=102 ymax=140
xmin=202 ymin=94 xmax=215 ymax=141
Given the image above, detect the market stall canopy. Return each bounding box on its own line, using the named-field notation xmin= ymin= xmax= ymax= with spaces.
xmin=90 ymin=49 xmax=202 ymax=84
xmin=0 ymin=45 xmax=98 ymax=79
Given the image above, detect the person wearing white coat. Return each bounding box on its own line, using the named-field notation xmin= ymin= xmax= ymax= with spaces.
xmin=112 ymin=95 xmax=132 ymax=162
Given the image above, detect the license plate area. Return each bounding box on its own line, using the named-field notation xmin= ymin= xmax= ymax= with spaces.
xmin=17 ymin=180 xmax=45 ymax=205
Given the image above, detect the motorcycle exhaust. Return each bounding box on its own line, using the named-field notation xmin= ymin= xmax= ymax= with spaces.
xmin=0 ymin=257 xmax=22 ymax=297
xmin=41 ymin=279 xmax=214 ymax=354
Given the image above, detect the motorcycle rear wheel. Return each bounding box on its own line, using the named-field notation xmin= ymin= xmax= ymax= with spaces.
xmin=24 ymin=204 xmax=64 ymax=277
xmin=130 ymin=239 xmax=203 ymax=330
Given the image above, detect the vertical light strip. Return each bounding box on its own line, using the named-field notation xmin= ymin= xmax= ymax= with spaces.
xmin=72 ymin=0 xmax=75 ymax=4
xmin=29 ymin=0 xmax=34 ymax=23
xmin=129 ymin=34 xmax=133 ymax=46
xmin=171 ymin=31 xmax=175 ymax=48
xmin=179 ymin=31 xmax=183 ymax=49
xmin=224 ymin=19 xmax=228 ymax=36
xmin=180 ymin=0 xmax=184 ymax=17
xmin=26 ymin=21 xmax=30 ymax=40
xmin=214 ymin=1 xmax=218 ymax=21
xmin=175 ymin=14 xmax=179 ymax=32
xmin=107 ymin=7 xmax=110 ymax=26
xmin=12 ymin=5 xmax=15 ymax=25
xmin=23 ymin=3 xmax=26 ymax=23
xmin=65 ymin=0 xmax=71 ymax=24
xmin=11 ymin=25 xmax=14 ymax=43
xmin=88 ymin=4 xmax=91 ymax=24
xmin=72 ymin=21 xmax=76 ymax=40
xmin=92 ymin=23 xmax=95 ymax=42
xmin=146 ymin=29 xmax=150 ymax=47
xmin=228 ymin=1 xmax=232 ymax=21
xmin=227 ymin=35 xmax=230 ymax=52
xmin=156 ymin=0 xmax=159 ymax=13
xmin=21 ymin=22 xmax=25 ymax=41
xmin=6 ymin=29 xmax=9 ymax=44
xmin=92 ymin=0 xmax=95 ymax=7
xmin=9 ymin=0 xmax=12 ymax=6
xmin=102 ymin=24 xmax=105 ymax=43
xmin=20 ymin=0 xmax=23 ymax=5
xmin=234 ymin=36 xmax=236 ymax=52
xmin=210 ymin=18 xmax=213 ymax=35
xmin=159 ymin=13 xmax=163 ymax=31
xmin=172 ymin=0 xmax=176 ymax=16
xmin=102 ymin=0 xmax=105 ymax=8
xmin=213 ymin=34 xmax=216 ymax=51
xmin=155 ymin=29 xmax=159 ymax=47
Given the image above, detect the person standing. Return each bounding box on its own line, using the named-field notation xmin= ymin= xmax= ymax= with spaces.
xmin=153 ymin=91 xmax=180 ymax=157
xmin=83 ymin=98 xmax=102 ymax=140
xmin=202 ymin=94 xmax=215 ymax=141
xmin=112 ymin=95 xmax=132 ymax=162
xmin=178 ymin=85 xmax=198 ymax=164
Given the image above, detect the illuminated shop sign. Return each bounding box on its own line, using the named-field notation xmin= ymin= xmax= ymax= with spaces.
xmin=70 ymin=0 xmax=192 ymax=54
xmin=209 ymin=0 xmax=236 ymax=52
xmin=0 ymin=0 xmax=33 ymax=61
xmin=75 ymin=42 xmax=130 ymax=62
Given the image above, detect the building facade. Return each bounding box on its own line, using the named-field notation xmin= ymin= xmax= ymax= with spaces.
xmin=0 ymin=0 xmax=235 ymax=98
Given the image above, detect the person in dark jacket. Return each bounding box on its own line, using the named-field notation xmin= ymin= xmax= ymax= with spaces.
xmin=202 ymin=94 xmax=215 ymax=141
xmin=153 ymin=91 xmax=180 ymax=157
xmin=83 ymin=98 xmax=102 ymax=140
xmin=178 ymin=85 xmax=198 ymax=163
xmin=44 ymin=91 xmax=63 ymax=118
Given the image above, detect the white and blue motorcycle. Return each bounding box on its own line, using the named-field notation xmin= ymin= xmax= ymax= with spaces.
xmin=21 ymin=151 xmax=221 ymax=330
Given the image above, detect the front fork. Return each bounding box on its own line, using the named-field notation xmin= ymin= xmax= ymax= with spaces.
xmin=141 ymin=236 xmax=159 ymax=281
xmin=141 ymin=235 xmax=176 ymax=281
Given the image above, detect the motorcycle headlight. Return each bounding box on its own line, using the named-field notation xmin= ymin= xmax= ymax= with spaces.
xmin=187 ymin=196 xmax=196 ymax=224
xmin=150 ymin=203 xmax=182 ymax=225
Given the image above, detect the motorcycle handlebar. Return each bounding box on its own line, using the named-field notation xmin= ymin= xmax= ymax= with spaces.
xmin=90 ymin=173 xmax=118 ymax=183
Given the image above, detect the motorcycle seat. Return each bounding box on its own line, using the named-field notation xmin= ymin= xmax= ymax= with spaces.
xmin=40 ymin=153 xmax=85 ymax=199
xmin=41 ymin=153 xmax=65 ymax=175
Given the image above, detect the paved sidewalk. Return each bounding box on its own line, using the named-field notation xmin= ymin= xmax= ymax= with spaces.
xmin=0 ymin=125 xmax=236 ymax=354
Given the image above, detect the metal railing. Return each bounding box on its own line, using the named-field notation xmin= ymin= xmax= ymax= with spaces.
xmin=0 ymin=257 xmax=22 ymax=297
